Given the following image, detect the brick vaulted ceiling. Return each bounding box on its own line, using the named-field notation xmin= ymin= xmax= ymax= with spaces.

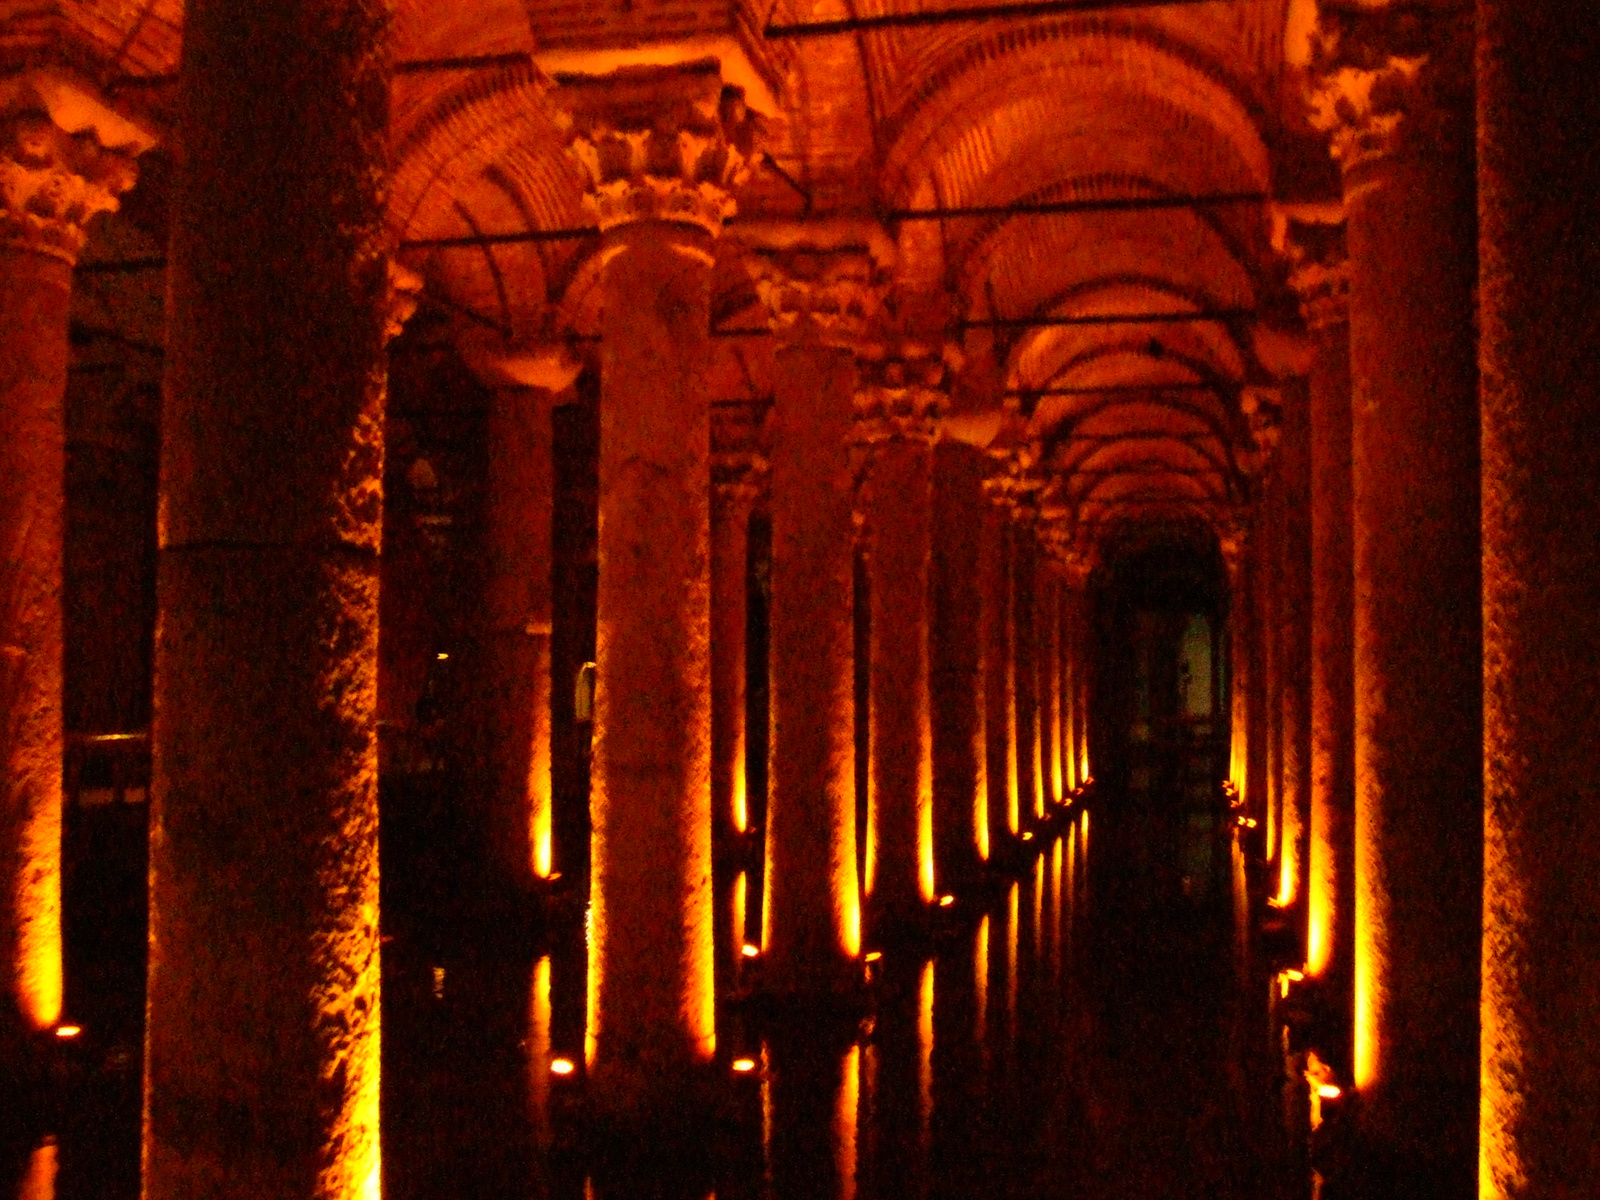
xmin=30 ymin=0 xmax=1337 ymax=566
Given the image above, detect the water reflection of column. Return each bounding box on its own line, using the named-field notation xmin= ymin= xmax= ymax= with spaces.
xmin=1051 ymin=837 xmax=1064 ymax=984
xmin=867 ymin=956 xmax=932 ymax=1200
xmin=765 ymin=1025 xmax=861 ymax=1200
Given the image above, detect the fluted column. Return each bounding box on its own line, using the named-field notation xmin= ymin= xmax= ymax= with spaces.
xmin=1478 ymin=5 xmax=1600 ymax=1195
xmin=558 ymin=63 xmax=759 ymax=1111
xmin=741 ymin=233 xmax=885 ymax=994
xmin=1311 ymin=7 xmax=1480 ymax=1189
xmin=978 ymin=480 xmax=1019 ymax=863
xmin=931 ymin=439 xmax=988 ymax=892
xmin=0 ymin=75 xmax=144 ymax=1069
xmin=710 ymin=403 xmax=766 ymax=855
xmin=1284 ymin=214 xmax=1355 ymax=1074
xmin=856 ymin=348 xmax=947 ymax=938
xmin=145 ymin=4 xmax=389 ymax=1193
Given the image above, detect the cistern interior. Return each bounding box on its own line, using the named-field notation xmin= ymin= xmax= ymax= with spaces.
xmin=2 ymin=2 xmax=1598 ymax=1200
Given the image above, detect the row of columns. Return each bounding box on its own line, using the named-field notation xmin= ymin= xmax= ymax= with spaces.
xmin=1242 ymin=3 xmax=1600 ymax=1196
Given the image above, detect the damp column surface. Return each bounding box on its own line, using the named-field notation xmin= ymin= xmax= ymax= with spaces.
xmin=1010 ymin=521 xmax=1043 ymax=826
xmin=762 ymin=324 xmax=860 ymax=991
xmin=145 ymin=3 xmax=390 ymax=1195
xmin=979 ymin=490 xmax=1019 ymax=863
xmin=1478 ymin=3 xmax=1600 ymax=1194
xmin=1313 ymin=8 xmax=1482 ymax=1189
xmin=557 ymin=63 xmax=755 ymax=1112
xmin=0 ymin=80 xmax=142 ymax=1073
xmin=1277 ymin=378 xmax=1313 ymax=927
xmin=710 ymin=417 xmax=763 ymax=857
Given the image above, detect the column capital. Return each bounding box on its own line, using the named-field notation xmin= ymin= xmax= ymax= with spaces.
xmin=0 ymin=71 xmax=152 ymax=262
xmin=1240 ymin=384 xmax=1284 ymax=473
xmin=554 ymin=60 xmax=764 ymax=238
xmin=712 ymin=400 xmax=769 ymax=508
xmin=385 ymin=261 xmax=425 ymax=342
xmin=738 ymin=219 xmax=897 ymax=349
xmin=851 ymin=336 xmax=954 ymax=446
xmin=1273 ymin=203 xmax=1349 ymax=332
xmin=1218 ymin=513 xmax=1250 ymax=588
xmin=1306 ymin=2 xmax=1472 ymax=176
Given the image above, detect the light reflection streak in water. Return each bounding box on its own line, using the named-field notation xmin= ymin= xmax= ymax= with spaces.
xmin=1032 ymin=853 xmax=1045 ymax=959
xmin=1006 ymin=882 xmax=1019 ymax=1034
xmin=530 ymin=955 xmax=552 ymax=1147
xmin=1051 ymin=838 xmax=1064 ymax=982
xmin=974 ymin=914 xmax=990 ymax=1058
xmin=20 ymin=1139 xmax=56 ymax=1200
xmin=918 ymin=959 xmax=934 ymax=1168
xmin=836 ymin=1045 xmax=860 ymax=1200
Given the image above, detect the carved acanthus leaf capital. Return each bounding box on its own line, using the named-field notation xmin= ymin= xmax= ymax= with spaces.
xmin=385 ymin=261 xmax=425 ymax=342
xmin=737 ymin=218 xmax=897 ymax=348
xmin=712 ymin=401 xmax=769 ymax=505
xmin=1240 ymin=385 xmax=1283 ymax=471
xmin=0 ymin=73 xmax=151 ymax=262
xmin=555 ymin=61 xmax=764 ymax=237
xmin=1306 ymin=3 xmax=1472 ymax=175
xmin=1274 ymin=204 xmax=1349 ymax=331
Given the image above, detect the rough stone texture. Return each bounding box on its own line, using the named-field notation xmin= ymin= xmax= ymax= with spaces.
xmin=1277 ymin=376 xmax=1312 ymax=933
xmin=710 ymin=423 xmax=762 ymax=855
xmin=586 ymin=217 xmax=717 ymax=1103
xmin=471 ymin=385 xmax=557 ymax=896
xmin=1477 ymin=2 xmax=1600 ymax=1195
xmin=0 ymin=244 xmax=68 ymax=1048
xmin=979 ymin=496 xmax=1019 ymax=863
xmin=862 ymin=431 xmax=936 ymax=934
xmin=930 ymin=441 xmax=987 ymax=893
xmin=1261 ymin=465 xmax=1283 ymax=867
xmin=1010 ymin=521 xmax=1043 ymax=827
xmin=144 ymin=3 xmax=390 ymax=1196
xmin=764 ymin=340 xmax=860 ymax=992
xmin=1299 ymin=250 xmax=1354 ymax=1075
xmin=1039 ymin=568 xmax=1062 ymax=805
xmin=1324 ymin=7 xmax=1482 ymax=1184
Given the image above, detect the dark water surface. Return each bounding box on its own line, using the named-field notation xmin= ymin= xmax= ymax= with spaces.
xmin=8 ymin=796 xmax=1285 ymax=1200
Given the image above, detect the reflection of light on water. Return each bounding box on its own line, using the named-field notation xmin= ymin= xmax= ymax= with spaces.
xmin=1006 ymin=882 xmax=1019 ymax=1027
xmin=1051 ymin=837 xmax=1064 ymax=978
xmin=836 ymin=1044 xmax=860 ymax=1200
xmin=734 ymin=871 xmax=748 ymax=965
xmin=530 ymin=956 xmax=551 ymax=1143
xmin=20 ymin=1138 xmax=56 ymax=1200
xmin=918 ymin=960 xmax=934 ymax=1168
xmin=1033 ymin=853 xmax=1044 ymax=958
xmin=974 ymin=915 xmax=989 ymax=1051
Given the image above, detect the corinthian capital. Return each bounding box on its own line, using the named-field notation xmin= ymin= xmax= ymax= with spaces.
xmin=1273 ymin=204 xmax=1349 ymax=331
xmin=851 ymin=333 xmax=956 ymax=446
xmin=554 ymin=60 xmax=764 ymax=237
xmin=1306 ymin=2 xmax=1472 ymax=174
xmin=0 ymin=72 xmax=153 ymax=262
xmin=737 ymin=218 xmax=896 ymax=349
xmin=712 ymin=400 xmax=769 ymax=507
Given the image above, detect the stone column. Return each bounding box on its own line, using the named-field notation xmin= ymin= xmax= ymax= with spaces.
xmin=856 ymin=349 xmax=947 ymax=938
xmin=1284 ymin=215 xmax=1355 ymax=1073
xmin=1010 ymin=504 xmax=1044 ymax=828
xmin=144 ymin=3 xmax=390 ymax=1193
xmin=742 ymin=231 xmax=884 ymax=992
xmin=978 ymin=482 xmax=1019 ymax=863
xmin=710 ymin=403 xmax=766 ymax=855
xmin=1058 ymin=557 xmax=1092 ymax=792
xmin=931 ymin=439 xmax=988 ymax=893
xmin=558 ymin=63 xmax=758 ymax=1113
xmin=1311 ymin=8 xmax=1480 ymax=1188
xmin=462 ymin=348 xmax=579 ymax=905
xmin=0 ymin=75 xmax=143 ymax=1065
xmin=1261 ymin=461 xmax=1284 ymax=868
xmin=1277 ymin=377 xmax=1313 ymax=929
xmin=1478 ymin=4 xmax=1600 ymax=1195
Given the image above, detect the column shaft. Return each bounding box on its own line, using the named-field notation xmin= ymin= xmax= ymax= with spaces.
xmin=1333 ymin=25 xmax=1482 ymax=1182
xmin=711 ymin=481 xmax=756 ymax=849
xmin=979 ymin=498 xmax=1018 ymax=861
xmin=764 ymin=342 xmax=860 ymax=990
xmin=1307 ymin=308 xmax=1354 ymax=1073
xmin=1478 ymin=3 xmax=1600 ymax=1193
xmin=1011 ymin=528 xmax=1043 ymax=826
xmin=864 ymin=437 xmax=935 ymax=931
xmin=588 ymin=220 xmax=717 ymax=1092
xmin=930 ymin=441 xmax=987 ymax=892
xmin=1041 ymin=571 xmax=1062 ymax=806
xmin=145 ymin=1 xmax=389 ymax=1193
xmin=1278 ymin=379 xmax=1313 ymax=929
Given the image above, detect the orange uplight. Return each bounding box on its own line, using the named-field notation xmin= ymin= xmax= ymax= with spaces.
xmin=938 ymin=894 xmax=954 ymax=907
xmin=55 ymin=1024 xmax=81 ymax=1039
xmin=741 ymin=943 xmax=760 ymax=958
xmin=732 ymin=1057 xmax=757 ymax=1073
xmin=550 ymin=1058 xmax=575 ymax=1076
xmin=864 ymin=950 xmax=883 ymax=963
xmin=1317 ymin=1084 xmax=1342 ymax=1100
xmin=1021 ymin=830 xmax=1034 ymax=842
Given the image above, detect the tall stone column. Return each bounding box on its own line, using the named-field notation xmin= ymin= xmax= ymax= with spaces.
xmin=710 ymin=403 xmax=766 ymax=854
xmin=1284 ymin=215 xmax=1354 ymax=1073
xmin=1311 ymin=7 xmax=1480 ymax=1189
xmin=144 ymin=2 xmax=390 ymax=1192
xmin=558 ymin=63 xmax=758 ymax=1113
xmin=1010 ymin=503 xmax=1044 ymax=827
xmin=978 ymin=482 xmax=1019 ymax=862
xmin=1038 ymin=565 xmax=1062 ymax=806
xmin=742 ymin=231 xmax=885 ymax=991
xmin=462 ymin=348 xmax=579 ymax=905
xmin=856 ymin=348 xmax=947 ymax=938
xmin=1260 ymin=461 xmax=1284 ymax=867
xmin=1478 ymin=4 xmax=1600 ymax=1195
xmin=931 ymin=439 xmax=988 ymax=892
xmin=1277 ymin=377 xmax=1313 ymax=927
xmin=0 ymin=76 xmax=144 ymax=1067
xmin=1058 ymin=557 xmax=1092 ymax=791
